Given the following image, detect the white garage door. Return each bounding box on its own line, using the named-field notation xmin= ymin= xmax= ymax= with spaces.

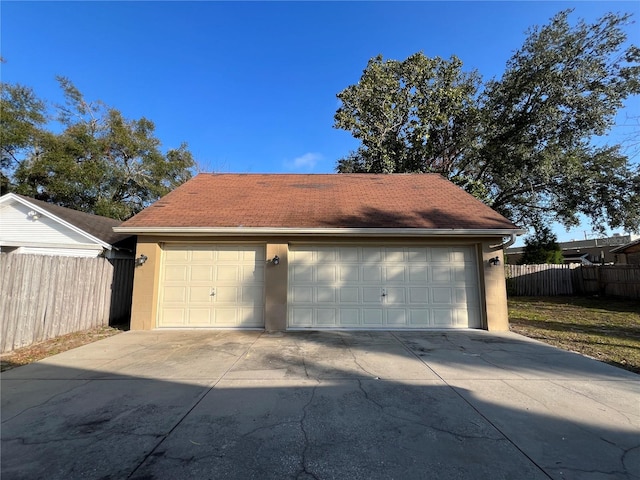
xmin=288 ymin=246 xmax=481 ymax=329
xmin=158 ymin=244 xmax=265 ymax=328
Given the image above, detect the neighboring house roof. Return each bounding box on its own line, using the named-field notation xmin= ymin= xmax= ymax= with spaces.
xmin=610 ymin=238 xmax=640 ymax=254
xmin=115 ymin=174 xmax=521 ymax=236
xmin=0 ymin=193 xmax=131 ymax=248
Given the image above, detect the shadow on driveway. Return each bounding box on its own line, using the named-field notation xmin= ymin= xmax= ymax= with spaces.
xmin=1 ymin=331 xmax=638 ymax=479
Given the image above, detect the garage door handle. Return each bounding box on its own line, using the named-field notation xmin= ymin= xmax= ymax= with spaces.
xmin=210 ymin=289 xmax=216 ymax=296
xmin=381 ymin=290 xmax=387 ymax=297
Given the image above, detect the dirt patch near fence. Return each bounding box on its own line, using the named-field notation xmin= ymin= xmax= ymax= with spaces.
xmin=0 ymin=325 xmax=126 ymax=372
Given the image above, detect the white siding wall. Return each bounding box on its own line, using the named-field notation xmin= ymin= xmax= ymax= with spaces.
xmin=0 ymin=202 xmax=100 ymax=247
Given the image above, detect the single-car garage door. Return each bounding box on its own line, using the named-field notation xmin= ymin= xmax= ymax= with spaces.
xmin=158 ymin=244 xmax=265 ymax=328
xmin=288 ymin=246 xmax=481 ymax=329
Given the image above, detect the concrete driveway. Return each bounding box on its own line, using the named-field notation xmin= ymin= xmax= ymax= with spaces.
xmin=1 ymin=330 xmax=638 ymax=480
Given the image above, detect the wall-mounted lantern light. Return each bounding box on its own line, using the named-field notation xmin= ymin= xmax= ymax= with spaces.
xmin=27 ymin=210 xmax=41 ymax=221
xmin=488 ymin=256 xmax=500 ymax=267
xmin=135 ymin=254 xmax=148 ymax=267
xmin=271 ymin=255 xmax=280 ymax=266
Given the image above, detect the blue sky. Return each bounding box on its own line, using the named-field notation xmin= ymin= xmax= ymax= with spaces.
xmin=2 ymin=1 xmax=639 ymax=244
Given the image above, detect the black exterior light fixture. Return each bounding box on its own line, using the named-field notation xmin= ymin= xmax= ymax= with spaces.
xmin=135 ymin=254 xmax=148 ymax=267
xmin=488 ymin=256 xmax=500 ymax=267
xmin=271 ymin=255 xmax=280 ymax=265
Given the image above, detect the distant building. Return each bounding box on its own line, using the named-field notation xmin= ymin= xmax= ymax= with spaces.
xmin=610 ymin=238 xmax=640 ymax=265
xmin=506 ymin=233 xmax=640 ymax=265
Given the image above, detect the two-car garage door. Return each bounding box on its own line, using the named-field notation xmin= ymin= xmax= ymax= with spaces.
xmin=157 ymin=244 xmax=481 ymax=330
xmin=288 ymin=246 xmax=481 ymax=329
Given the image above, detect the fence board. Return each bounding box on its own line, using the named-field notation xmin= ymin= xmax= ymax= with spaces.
xmin=508 ymin=264 xmax=640 ymax=299
xmin=0 ymin=254 xmax=134 ymax=353
xmin=506 ymin=264 xmax=574 ymax=296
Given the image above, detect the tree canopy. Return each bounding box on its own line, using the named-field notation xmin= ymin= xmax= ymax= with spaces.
xmin=1 ymin=77 xmax=195 ymax=220
xmin=334 ymin=10 xmax=640 ymax=234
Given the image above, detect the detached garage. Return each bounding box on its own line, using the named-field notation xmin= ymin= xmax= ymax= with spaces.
xmin=115 ymin=174 xmax=522 ymax=331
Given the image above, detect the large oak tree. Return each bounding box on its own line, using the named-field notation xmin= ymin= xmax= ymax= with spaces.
xmin=334 ymin=10 xmax=640 ymax=233
xmin=1 ymin=77 xmax=195 ymax=220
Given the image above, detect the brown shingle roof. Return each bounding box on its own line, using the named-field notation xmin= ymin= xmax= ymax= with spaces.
xmin=118 ymin=174 xmax=518 ymax=231
xmin=13 ymin=194 xmax=132 ymax=245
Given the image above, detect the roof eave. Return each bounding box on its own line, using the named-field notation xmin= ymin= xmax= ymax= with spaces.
xmin=113 ymin=226 xmax=525 ymax=237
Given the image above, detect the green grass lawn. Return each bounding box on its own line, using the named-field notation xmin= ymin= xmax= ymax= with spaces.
xmin=508 ymin=296 xmax=640 ymax=374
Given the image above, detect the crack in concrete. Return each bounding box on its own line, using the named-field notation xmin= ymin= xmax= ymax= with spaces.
xmin=341 ymin=337 xmax=380 ymax=379
xmin=549 ymin=379 xmax=639 ymax=427
xmin=546 ymin=465 xmax=630 ymax=476
xmin=3 ymin=430 xmax=162 ymax=446
xmin=622 ymin=444 xmax=640 ymax=476
xmin=391 ymin=332 xmax=554 ymax=479
xmin=1 ymin=379 xmax=91 ymax=424
xmin=124 ymin=332 xmax=265 ymax=480
xmin=354 ymin=377 xmax=502 ymax=442
xmin=295 ymin=382 xmax=320 ymax=480
xmin=240 ymin=420 xmax=300 ymax=439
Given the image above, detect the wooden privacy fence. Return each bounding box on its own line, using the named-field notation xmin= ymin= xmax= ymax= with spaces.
xmin=0 ymin=254 xmax=134 ymax=353
xmin=507 ymin=264 xmax=640 ymax=299
xmin=574 ymin=265 xmax=640 ymax=298
xmin=506 ymin=264 xmax=575 ymax=296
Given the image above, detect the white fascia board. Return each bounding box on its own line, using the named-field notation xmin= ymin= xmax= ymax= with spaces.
xmin=2 ymin=193 xmax=113 ymax=250
xmin=113 ymin=226 xmax=526 ymax=237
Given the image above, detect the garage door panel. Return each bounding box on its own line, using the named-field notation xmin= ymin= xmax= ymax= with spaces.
xmin=409 ymin=309 xmax=430 ymax=325
xmin=408 ymin=248 xmax=428 ymax=262
xmin=385 ymin=266 xmax=406 ymax=283
xmin=431 ymin=266 xmax=452 ymax=283
xmin=216 ymin=265 xmax=239 ymax=281
xmin=340 ymin=309 xmax=359 ymax=325
xmin=363 ymin=287 xmax=383 ymax=304
xmin=317 ymin=248 xmax=337 ymax=262
xmin=163 ymin=286 xmax=187 ymax=303
xmin=290 ymin=308 xmax=312 ymax=327
xmin=339 ymin=248 xmax=359 ymax=262
xmin=339 ymin=265 xmax=359 ymax=282
xmin=409 ymin=265 xmax=428 ymax=283
xmin=189 ymin=308 xmax=213 ymax=325
xmin=191 ymin=265 xmax=213 ymax=281
xmin=409 ymin=287 xmax=428 ymax=303
xmin=432 ymin=287 xmax=453 ymax=304
xmin=429 ymin=247 xmax=451 ymax=262
xmin=164 ymin=265 xmax=188 ymax=281
xmin=362 ymin=249 xmax=383 ymax=263
xmin=433 ymin=309 xmax=454 ymax=326
xmin=317 ymin=264 xmax=337 ymax=282
xmin=363 ymin=309 xmax=383 ymax=325
xmin=288 ymin=246 xmax=480 ymax=329
xmin=292 ymin=265 xmax=313 ymax=282
xmin=387 ymin=309 xmax=407 ymax=325
xmin=162 ymin=309 xmax=185 ymax=325
xmin=317 ymin=287 xmax=336 ymax=303
xmin=164 ymin=249 xmax=189 ymax=262
xmin=317 ymin=309 xmax=337 ymax=326
xmin=159 ymin=244 xmax=265 ymax=328
xmin=385 ymin=288 xmax=405 ymax=303
xmin=362 ymin=265 xmax=382 ymax=282
xmin=192 ymin=249 xmax=214 ymax=261
xmin=340 ymin=288 xmax=359 ymax=303
xmin=189 ymin=286 xmax=212 ymax=302
xmin=292 ymin=286 xmax=313 ymax=303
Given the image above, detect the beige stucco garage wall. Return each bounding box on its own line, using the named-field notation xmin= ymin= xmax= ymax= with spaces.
xmin=129 ymin=235 xmax=510 ymax=332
